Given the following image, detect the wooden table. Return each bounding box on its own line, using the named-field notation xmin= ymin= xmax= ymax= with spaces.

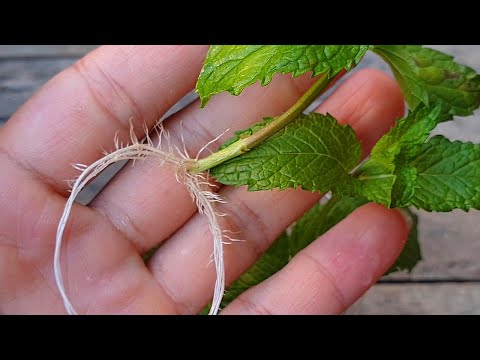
xmin=1 ymin=45 xmax=479 ymax=314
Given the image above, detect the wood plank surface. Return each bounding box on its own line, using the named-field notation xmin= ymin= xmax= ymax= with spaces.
xmin=1 ymin=45 xmax=480 ymax=314
xmin=346 ymin=283 xmax=480 ymax=315
xmin=0 ymin=45 xmax=97 ymax=58
xmin=0 ymin=58 xmax=80 ymax=122
xmin=385 ymin=210 xmax=480 ymax=281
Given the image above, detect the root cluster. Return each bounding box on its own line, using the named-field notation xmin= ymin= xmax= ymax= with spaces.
xmin=55 ymin=122 xmax=229 ymax=315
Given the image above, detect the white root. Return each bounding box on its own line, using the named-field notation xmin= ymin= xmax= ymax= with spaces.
xmin=55 ymin=124 xmax=228 ymax=315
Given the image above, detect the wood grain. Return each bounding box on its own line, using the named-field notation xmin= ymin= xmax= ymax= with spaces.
xmin=0 ymin=58 xmax=80 ymax=122
xmin=385 ymin=210 xmax=480 ymax=281
xmin=346 ymin=283 xmax=480 ymax=315
xmin=1 ymin=45 xmax=480 ymax=314
xmin=0 ymin=45 xmax=97 ymax=58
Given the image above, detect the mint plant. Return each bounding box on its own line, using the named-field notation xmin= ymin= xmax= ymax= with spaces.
xmin=54 ymin=45 xmax=480 ymax=315
xmin=191 ymin=45 xmax=480 ymax=313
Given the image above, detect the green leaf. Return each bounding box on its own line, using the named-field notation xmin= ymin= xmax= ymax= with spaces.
xmin=357 ymin=163 xmax=396 ymax=207
xmin=374 ymin=45 xmax=480 ymax=121
xmin=142 ymin=245 xmax=159 ymax=263
xmin=197 ymin=45 xmax=372 ymax=106
xmin=357 ymin=105 xmax=441 ymax=207
xmin=404 ymin=136 xmax=480 ymax=212
xmin=210 ymin=113 xmax=362 ymax=195
xmin=357 ymin=105 xmax=480 ymax=212
xmin=373 ymin=45 xmax=429 ymax=109
xmin=288 ymin=196 xmax=369 ymax=255
xmin=386 ymin=208 xmax=421 ymax=274
xmin=390 ymin=166 xmax=418 ymax=208
xmin=370 ymin=105 xmax=441 ymax=163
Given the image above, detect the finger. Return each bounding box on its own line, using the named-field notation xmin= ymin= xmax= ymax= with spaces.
xmin=91 ymin=71 xmax=332 ymax=252
xmin=0 ymin=152 xmax=175 ymax=314
xmin=0 ymin=45 xmax=208 ymax=196
xmin=148 ymin=69 xmax=406 ymax=314
xmin=221 ymin=204 xmax=409 ymax=314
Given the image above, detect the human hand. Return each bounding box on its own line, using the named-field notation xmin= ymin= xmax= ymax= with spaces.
xmin=0 ymin=45 xmax=409 ymax=314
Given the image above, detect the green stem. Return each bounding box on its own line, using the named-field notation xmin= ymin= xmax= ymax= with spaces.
xmin=188 ymin=74 xmax=332 ymax=173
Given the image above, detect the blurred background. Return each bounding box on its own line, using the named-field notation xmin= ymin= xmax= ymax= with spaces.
xmin=1 ymin=45 xmax=479 ymax=314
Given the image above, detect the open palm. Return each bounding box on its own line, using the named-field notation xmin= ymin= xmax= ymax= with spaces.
xmin=0 ymin=45 xmax=409 ymax=314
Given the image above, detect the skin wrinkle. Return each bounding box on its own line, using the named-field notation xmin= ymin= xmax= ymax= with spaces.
xmin=232 ymin=294 xmax=274 ymax=315
xmin=1 ymin=226 xmax=62 ymax=314
xmin=91 ymin=154 xmax=206 ymax=253
xmin=309 ymin=213 xmax=376 ymax=304
xmin=296 ymin=251 xmax=348 ymax=311
xmin=0 ymin=145 xmax=60 ymax=198
xmin=149 ymin=187 xmax=322 ymax=314
xmin=72 ymin=63 xmax=140 ymax=141
xmin=0 ymin=46 xmax=208 ymax=198
xmin=0 ymin=190 xmax=57 ymax=313
xmin=98 ymin=45 xmax=205 ymax=122
xmin=91 ymin=159 xmax=196 ymax=253
xmin=80 ymin=254 xmax=143 ymax=315
xmin=148 ymin=222 xmax=213 ymax=315
xmin=222 ymin=204 xmax=407 ymax=315
xmin=91 ymin=73 xmax=320 ymax=254
xmin=172 ymin=108 xmax=223 ymax=157
xmin=148 ymin=219 xmax=216 ymax=314
xmin=3 ymin=77 xmax=132 ymax=196
xmin=0 ymin=140 xmax=179 ymax=314
xmin=23 ymin=209 xmax=64 ymax=305
xmin=0 ymin=148 xmax=57 ymax=254
xmin=86 ymin=155 xmax=225 ymax=316
xmin=27 ymin=259 xmax=60 ymax=310
xmin=94 ymin=199 xmax=158 ymax=254
xmin=75 ymin=56 xmax=145 ymax=129
xmin=71 ymin=60 xmax=149 ymax=148
xmin=151 ymin=264 xmax=192 ymax=314
xmin=60 ymin=209 xmax=176 ymax=315
xmin=330 ymin=75 xmax=372 ymax=126
xmin=221 ymin=193 xmax=271 ymax=253
xmin=0 ymin=42 xmax=409 ymax=314
xmin=164 ymin=98 xmax=238 ymax=161
xmin=1 ymin=274 xmax=38 ymax=314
